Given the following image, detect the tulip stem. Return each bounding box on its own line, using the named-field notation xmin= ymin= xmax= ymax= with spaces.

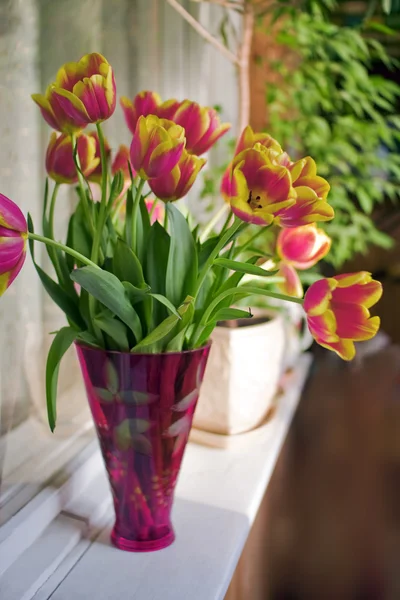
xmin=71 ymin=133 xmax=95 ymax=238
xmin=195 ymin=217 xmax=243 ymax=295
xmin=91 ymin=123 xmax=109 ymax=265
xmin=200 ymin=203 xmax=230 ymax=242
xmin=131 ymin=178 xmax=146 ymax=252
xmin=28 ymin=233 xmax=100 ymax=270
xmin=148 ymin=198 xmax=158 ymax=220
xmin=47 ymin=183 xmax=65 ymax=284
xmin=235 ymin=226 xmax=269 ymax=256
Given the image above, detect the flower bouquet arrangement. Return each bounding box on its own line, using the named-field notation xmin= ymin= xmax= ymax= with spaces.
xmin=0 ymin=53 xmax=382 ymax=551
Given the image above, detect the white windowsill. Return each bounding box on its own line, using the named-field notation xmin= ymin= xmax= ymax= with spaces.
xmin=0 ymin=354 xmax=312 ymax=600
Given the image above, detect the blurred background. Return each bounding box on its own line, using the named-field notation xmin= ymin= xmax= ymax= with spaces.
xmin=0 ymin=0 xmax=400 ymax=598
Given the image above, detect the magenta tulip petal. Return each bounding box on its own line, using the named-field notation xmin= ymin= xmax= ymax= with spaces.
xmin=0 ymin=194 xmax=27 ymax=233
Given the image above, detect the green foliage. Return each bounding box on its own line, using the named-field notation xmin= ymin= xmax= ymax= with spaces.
xmin=262 ymin=10 xmax=400 ymax=266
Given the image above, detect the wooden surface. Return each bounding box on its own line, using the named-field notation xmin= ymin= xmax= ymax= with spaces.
xmin=0 ymin=355 xmax=311 ymax=600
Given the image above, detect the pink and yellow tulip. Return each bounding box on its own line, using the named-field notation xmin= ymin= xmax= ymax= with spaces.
xmin=157 ymin=98 xmax=181 ymax=120
xmin=229 ymin=144 xmax=295 ymax=226
xmin=173 ymin=101 xmax=230 ymax=155
xmin=120 ymin=91 xmax=162 ymax=135
xmin=46 ymin=132 xmax=100 ymax=184
xmin=277 ymin=224 xmax=331 ymax=270
xmin=277 ymin=262 xmax=303 ymax=298
xmin=0 ymin=194 xmax=27 ymax=296
xmin=32 ymin=53 xmax=116 ymax=133
xmin=304 ymin=272 xmax=382 ymax=360
xmin=145 ymin=198 xmax=165 ymax=225
xmin=111 ymin=145 xmax=136 ymax=198
xmin=221 ymin=126 xmax=282 ymax=202
xmin=86 ymin=131 xmax=111 ymax=183
xmin=275 ymin=156 xmax=333 ymax=228
xmin=148 ymin=150 xmax=206 ymax=202
xmin=130 ymin=115 xmax=185 ymax=180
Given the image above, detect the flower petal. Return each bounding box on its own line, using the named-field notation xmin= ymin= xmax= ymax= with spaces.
xmin=0 ymin=194 xmax=27 ymax=233
xmin=277 ymin=262 xmax=303 ymax=298
xmin=304 ymin=277 xmax=337 ymax=316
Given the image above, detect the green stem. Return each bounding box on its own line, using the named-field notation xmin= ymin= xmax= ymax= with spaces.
xmin=220 ymin=208 xmax=233 ymax=236
xmin=47 ymin=183 xmax=65 ymax=283
xmin=71 ymin=133 xmax=94 ymax=235
xmin=28 ymin=233 xmax=100 ymax=270
xmin=235 ymin=226 xmax=269 ymax=257
xmin=192 ymin=284 xmax=303 ymax=347
xmin=200 ymin=203 xmax=230 ymax=242
xmin=195 ymin=217 xmax=242 ymax=295
xmin=91 ymin=123 xmax=109 ymax=264
xmin=132 ymin=178 xmax=146 ymax=252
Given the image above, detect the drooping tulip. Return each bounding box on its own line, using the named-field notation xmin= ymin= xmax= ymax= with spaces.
xmin=277 ymin=224 xmax=331 ymax=270
xmin=0 ymin=194 xmax=27 ymax=296
xmin=148 ymin=150 xmax=206 ymax=202
xmin=277 ymin=262 xmax=303 ymax=298
xmin=172 ymin=100 xmax=230 ymax=155
xmin=130 ymin=115 xmax=185 ymax=180
xmin=86 ymin=131 xmax=111 ymax=183
xmin=229 ymin=144 xmax=295 ymax=226
xmin=221 ymin=126 xmax=282 ymax=202
xmin=304 ymin=272 xmax=382 ymax=360
xmin=120 ymin=91 xmax=162 ymax=135
xmin=32 ymin=52 xmax=116 ymax=133
xmin=45 ymin=132 xmax=100 ymax=184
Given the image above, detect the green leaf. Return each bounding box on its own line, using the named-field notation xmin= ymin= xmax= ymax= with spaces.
xmin=94 ymin=313 xmax=130 ymax=351
xmin=46 ymin=327 xmax=76 ymax=431
xmin=149 ymin=293 xmax=180 ymax=318
xmin=132 ymin=296 xmax=193 ymax=353
xmin=27 ymin=215 xmax=84 ymax=330
xmin=166 ymin=203 xmax=198 ymax=307
xmin=125 ymin=185 xmax=134 ymax=248
xmin=71 ymin=200 xmax=93 ymax=262
xmin=166 ymin=299 xmax=195 ymax=352
xmin=145 ymin=222 xmax=171 ymax=326
xmin=113 ymin=239 xmax=145 ymax=287
xmin=76 ymin=331 xmax=102 ymax=348
xmin=135 ymin=195 xmax=151 ymax=264
xmin=214 ymin=257 xmax=277 ymax=277
xmin=71 ymin=266 xmax=142 ymax=341
xmin=210 ymin=307 xmax=253 ymax=324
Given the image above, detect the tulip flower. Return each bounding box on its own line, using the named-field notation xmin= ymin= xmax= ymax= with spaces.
xmin=86 ymin=131 xmax=111 ymax=183
xmin=277 ymin=224 xmax=331 ymax=270
xmin=0 ymin=194 xmax=27 ymax=296
xmin=304 ymin=272 xmax=382 ymax=360
xmin=32 ymin=52 xmax=116 ymax=133
xmin=130 ymin=115 xmax=185 ymax=180
xmin=120 ymin=91 xmax=162 ymax=135
xmin=277 ymin=262 xmax=303 ymax=298
xmin=172 ymin=101 xmax=230 ymax=155
xmin=229 ymin=144 xmax=295 ymax=226
xmin=148 ymin=150 xmax=206 ymax=202
xmin=145 ymin=198 xmax=165 ymax=225
xmin=46 ymin=132 xmax=100 ymax=184
xmin=157 ymin=98 xmax=181 ymax=120
xmin=275 ymin=156 xmax=333 ymax=228
xmin=221 ymin=126 xmax=283 ymax=203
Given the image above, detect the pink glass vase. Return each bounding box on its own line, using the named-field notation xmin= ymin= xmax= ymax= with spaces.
xmin=75 ymin=342 xmax=210 ymax=552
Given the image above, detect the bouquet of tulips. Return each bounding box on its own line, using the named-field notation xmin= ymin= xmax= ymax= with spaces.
xmin=0 ymin=52 xmax=382 ymax=431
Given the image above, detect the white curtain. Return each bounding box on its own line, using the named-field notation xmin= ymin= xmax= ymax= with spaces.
xmin=0 ymin=0 xmax=238 ymax=444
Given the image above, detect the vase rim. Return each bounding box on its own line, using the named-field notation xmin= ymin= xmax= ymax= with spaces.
xmin=74 ymin=340 xmax=212 ymax=357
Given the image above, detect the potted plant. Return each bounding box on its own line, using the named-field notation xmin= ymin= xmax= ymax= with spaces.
xmin=0 ymin=52 xmax=382 ymax=552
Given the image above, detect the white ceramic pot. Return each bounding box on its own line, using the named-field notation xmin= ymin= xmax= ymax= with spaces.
xmin=194 ymin=313 xmax=286 ymax=435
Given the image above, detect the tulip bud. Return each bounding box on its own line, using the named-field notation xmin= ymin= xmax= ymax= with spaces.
xmin=32 ymin=52 xmax=116 ymax=133
xmin=277 ymin=224 xmax=331 ymax=270
xmin=0 ymin=194 xmax=27 ymax=296
xmin=86 ymin=131 xmax=111 ymax=183
xmin=148 ymin=150 xmax=206 ymax=202
xmin=120 ymin=91 xmax=162 ymax=135
xmin=173 ymin=101 xmax=230 ymax=155
xmin=130 ymin=115 xmax=185 ymax=180
xmin=45 ymin=132 xmax=100 ymax=184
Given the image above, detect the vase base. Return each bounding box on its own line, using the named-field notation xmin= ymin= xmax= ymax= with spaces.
xmin=111 ymin=528 xmax=175 ymax=552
